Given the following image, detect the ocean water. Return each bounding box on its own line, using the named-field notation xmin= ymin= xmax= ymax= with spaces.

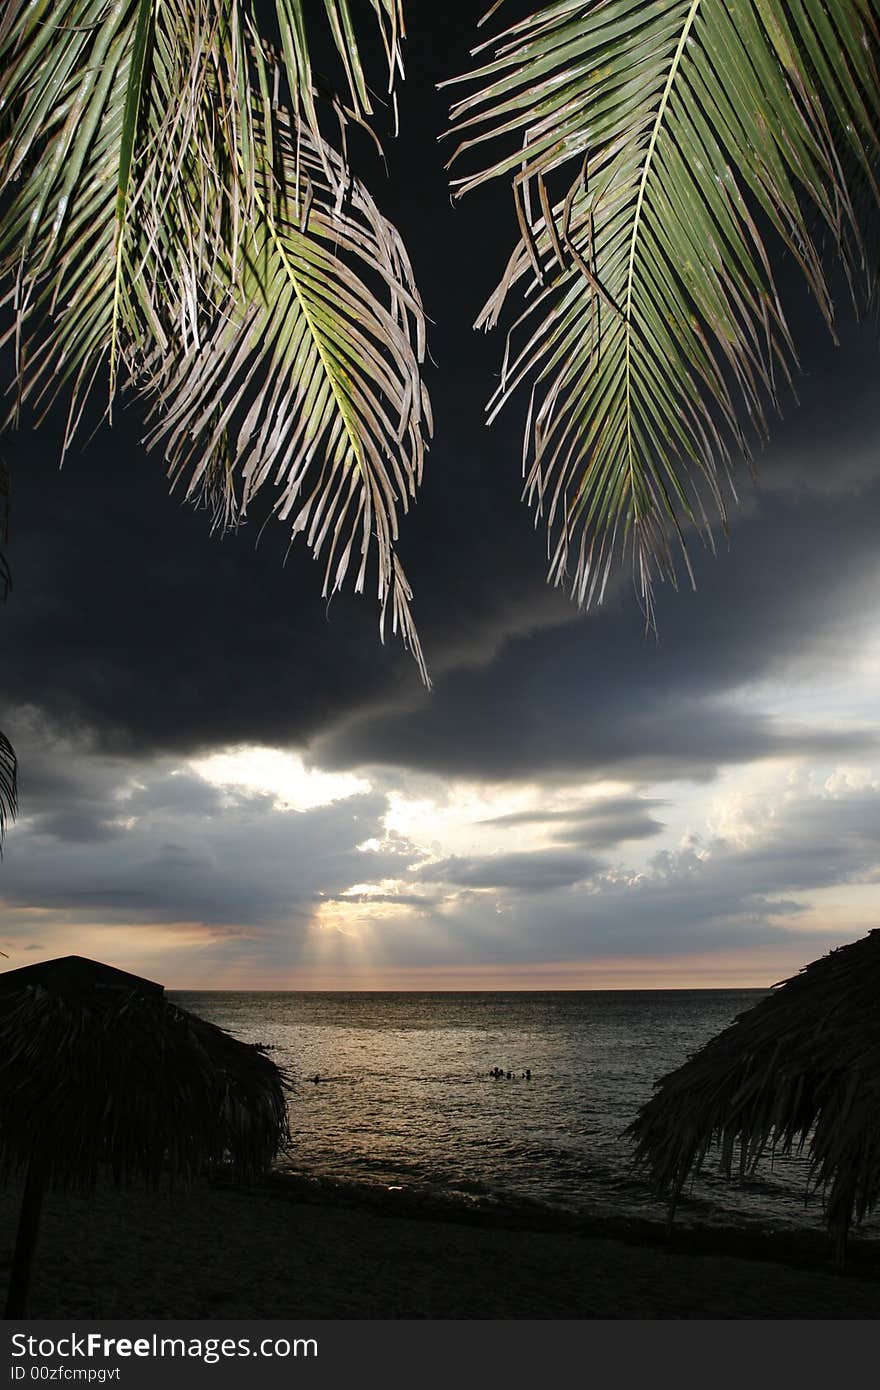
xmin=172 ymin=989 xmax=878 ymax=1239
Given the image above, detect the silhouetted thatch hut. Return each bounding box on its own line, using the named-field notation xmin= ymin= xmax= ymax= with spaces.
xmin=0 ymin=955 xmax=289 ymax=1315
xmin=627 ymin=932 xmax=880 ymax=1265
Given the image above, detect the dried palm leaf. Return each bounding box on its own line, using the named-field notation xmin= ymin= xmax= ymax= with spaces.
xmin=0 ymin=957 xmax=289 ymax=1188
xmin=628 ymin=930 xmax=880 ymax=1263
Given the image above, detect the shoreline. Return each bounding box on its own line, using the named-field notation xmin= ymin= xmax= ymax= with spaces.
xmin=258 ymin=1168 xmax=880 ymax=1282
xmin=5 ymin=1168 xmax=880 ymax=1319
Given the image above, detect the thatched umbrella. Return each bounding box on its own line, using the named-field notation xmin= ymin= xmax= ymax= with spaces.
xmin=0 ymin=955 xmax=289 ymax=1315
xmin=627 ymin=932 xmax=880 ymax=1265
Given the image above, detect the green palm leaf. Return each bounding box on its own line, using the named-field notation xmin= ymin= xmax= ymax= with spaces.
xmin=447 ymin=1 xmax=880 ymax=617
xmin=0 ymin=0 xmax=429 ymax=674
xmin=273 ymin=2 xmax=407 ymax=141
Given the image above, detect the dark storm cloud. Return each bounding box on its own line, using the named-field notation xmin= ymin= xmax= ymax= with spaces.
xmin=0 ymin=4 xmax=572 ymax=763
xmin=6 ymin=408 xmax=878 ymax=797
xmin=752 ymin=317 xmax=880 ymax=499
xmin=1 ymin=10 xmax=879 ymax=798
xmin=4 ymin=117 xmax=880 ymax=789
xmin=315 ymin=483 xmax=880 ymax=783
xmin=3 ymin=7 xmax=880 ymax=993
xmin=1 ymin=429 xmax=407 ymax=756
xmin=0 ymin=380 xmax=572 ymax=764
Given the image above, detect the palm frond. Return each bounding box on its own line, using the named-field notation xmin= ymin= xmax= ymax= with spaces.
xmin=0 ymin=731 xmax=16 ymax=849
xmin=0 ymin=1 xmax=430 ymax=675
xmin=144 ymin=112 xmax=431 ymax=675
xmin=273 ymin=2 xmax=407 ymax=142
xmin=446 ymin=1 xmax=880 ymax=618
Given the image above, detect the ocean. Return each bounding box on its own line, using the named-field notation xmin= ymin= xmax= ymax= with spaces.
xmin=172 ymin=988 xmax=878 ymax=1239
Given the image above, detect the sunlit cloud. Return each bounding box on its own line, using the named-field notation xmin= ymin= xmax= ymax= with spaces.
xmin=382 ymin=778 xmax=636 ymax=860
xmin=188 ymin=746 xmax=370 ymax=811
xmin=4 ymin=700 xmax=880 ymax=988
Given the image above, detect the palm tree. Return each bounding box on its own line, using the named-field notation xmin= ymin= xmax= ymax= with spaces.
xmin=0 ymin=2 xmax=877 ymax=743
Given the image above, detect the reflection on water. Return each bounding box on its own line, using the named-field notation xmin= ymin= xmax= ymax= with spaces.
xmin=172 ymin=989 xmax=878 ymax=1237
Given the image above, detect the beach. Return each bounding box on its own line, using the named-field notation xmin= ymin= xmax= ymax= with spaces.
xmin=3 ymin=1174 xmax=880 ymax=1319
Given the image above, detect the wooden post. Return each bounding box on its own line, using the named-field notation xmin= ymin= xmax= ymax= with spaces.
xmin=5 ymin=1155 xmax=45 ymax=1318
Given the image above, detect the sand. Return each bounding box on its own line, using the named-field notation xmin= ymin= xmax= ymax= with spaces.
xmin=2 ymin=1175 xmax=880 ymax=1319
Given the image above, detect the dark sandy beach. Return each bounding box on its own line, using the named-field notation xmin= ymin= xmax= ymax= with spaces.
xmin=2 ymin=1174 xmax=879 ymax=1319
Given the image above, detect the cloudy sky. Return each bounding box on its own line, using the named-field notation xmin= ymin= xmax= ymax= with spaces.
xmin=2 ymin=9 xmax=879 ymax=989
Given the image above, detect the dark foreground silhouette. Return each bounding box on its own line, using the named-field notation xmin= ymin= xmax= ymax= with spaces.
xmin=2 ymin=1172 xmax=879 ymax=1319
xmin=0 ymin=955 xmax=286 ymax=1316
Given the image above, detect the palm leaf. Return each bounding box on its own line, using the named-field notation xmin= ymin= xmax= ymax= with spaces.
xmin=0 ymin=731 xmax=16 ymax=849
xmin=143 ymin=111 xmax=431 ymax=676
xmin=0 ymin=1 xmax=429 ymax=674
xmin=273 ymin=2 xmax=407 ymax=143
xmin=446 ymin=1 xmax=880 ymax=618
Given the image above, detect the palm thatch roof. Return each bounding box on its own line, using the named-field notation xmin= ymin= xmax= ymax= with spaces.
xmin=0 ymin=955 xmax=289 ymax=1190
xmin=627 ymin=932 xmax=880 ymax=1263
